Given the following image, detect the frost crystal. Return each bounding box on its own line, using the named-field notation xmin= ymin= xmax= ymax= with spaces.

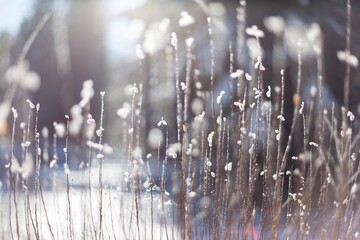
xmin=207 ymin=132 xmax=215 ymax=147
xmin=157 ymin=117 xmax=167 ymax=126
xmin=309 ymin=142 xmax=319 ymax=147
xmin=266 ymin=86 xmax=271 ymax=98
xmin=299 ymin=102 xmax=304 ymax=114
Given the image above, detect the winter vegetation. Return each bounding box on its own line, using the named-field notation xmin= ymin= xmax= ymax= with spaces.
xmin=0 ymin=0 xmax=360 ymax=239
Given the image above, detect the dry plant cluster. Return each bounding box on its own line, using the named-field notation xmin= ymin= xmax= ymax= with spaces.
xmin=0 ymin=0 xmax=360 ymax=239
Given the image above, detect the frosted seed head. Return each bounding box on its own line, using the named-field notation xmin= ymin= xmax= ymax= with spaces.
xmin=54 ymin=122 xmax=66 ymax=138
xmin=64 ymin=163 xmax=70 ymax=175
xmin=103 ymin=144 xmax=113 ymax=155
xmin=87 ymin=114 xmax=95 ymax=124
xmin=216 ymin=91 xmax=225 ymax=104
xmin=276 ymin=133 xmax=280 ymax=141
xmin=230 ymin=69 xmax=244 ymax=79
xmin=136 ymin=44 xmax=145 ymax=59
xmin=245 ymin=73 xmax=252 ymax=81
xmin=350 ymin=183 xmax=358 ymax=195
xmin=277 ymin=115 xmax=285 ymax=121
xmin=246 ymin=25 xmax=264 ymax=38
xmin=23 ymin=71 xmax=41 ymax=91
xmin=11 ymin=107 xmax=18 ymax=118
xmin=189 ymin=191 xmax=197 ymax=198
xmin=191 ymin=98 xmax=203 ymax=115
xmin=130 ymin=84 xmax=139 ymax=94
xmin=186 ymin=177 xmax=192 ymax=187
xmin=26 ymin=99 xmax=35 ymax=109
xmin=186 ymin=37 xmax=194 ymax=47
xmin=10 ymin=157 xmax=21 ymax=174
xmin=247 ymin=38 xmax=263 ymax=59
xmin=70 ymin=104 xmax=82 ymax=117
xmin=147 ymin=128 xmax=164 ymax=149
xmin=167 ymin=142 xmax=182 ymax=158
xmin=22 ymin=153 xmax=34 ymax=179
xmin=96 ymin=127 xmax=104 ymax=137
xmin=310 ymin=86 xmax=317 ymax=97
xmin=42 ymin=127 xmax=49 ymax=138
xmin=171 ymin=32 xmax=178 ymax=48
xmin=293 ymin=168 xmax=300 ymax=176
xmin=69 ymin=116 xmax=84 ymax=136
xmin=224 ymin=162 xmax=233 ymax=172
xmin=337 ymin=50 xmax=359 ymax=68
xmin=234 ymin=101 xmax=244 ymax=111
xmin=117 ymin=102 xmax=131 ymax=119
xmin=264 ymin=16 xmax=285 ymax=35
xmin=180 ymin=82 xmax=186 ymax=91
xmin=179 ymin=11 xmax=195 ymax=27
